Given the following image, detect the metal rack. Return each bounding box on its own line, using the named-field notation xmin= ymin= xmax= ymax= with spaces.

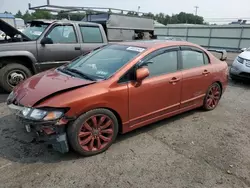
xmin=28 ymin=0 xmax=151 ymax=17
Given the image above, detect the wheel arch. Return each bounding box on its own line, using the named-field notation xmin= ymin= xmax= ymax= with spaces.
xmin=71 ymin=106 xmax=124 ymax=134
xmin=103 ymin=107 xmax=123 ymax=133
xmin=214 ymin=81 xmax=223 ymax=96
xmin=0 ymin=52 xmax=38 ymax=74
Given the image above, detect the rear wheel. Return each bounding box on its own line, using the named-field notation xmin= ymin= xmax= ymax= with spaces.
xmin=67 ymin=108 xmax=119 ymax=156
xmin=0 ymin=63 xmax=32 ymax=92
xmin=203 ymin=83 xmax=222 ymax=111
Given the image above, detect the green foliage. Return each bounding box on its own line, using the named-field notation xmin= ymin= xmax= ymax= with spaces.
xmin=4 ymin=11 xmax=12 ymax=14
xmin=153 ymin=12 xmax=204 ymax=24
xmin=22 ymin=10 xmax=33 ymax=22
xmin=15 ymin=10 xmax=23 ymax=18
xmin=31 ymin=10 xmax=53 ymax=19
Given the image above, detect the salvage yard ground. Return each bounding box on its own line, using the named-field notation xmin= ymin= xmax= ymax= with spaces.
xmin=1 ymin=52 xmax=250 ymax=188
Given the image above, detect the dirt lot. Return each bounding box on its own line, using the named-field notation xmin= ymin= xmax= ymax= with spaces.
xmin=1 ymin=53 xmax=250 ymax=188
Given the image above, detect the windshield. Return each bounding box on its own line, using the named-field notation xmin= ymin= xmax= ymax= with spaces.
xmin=22 ymin=24 xmax=49 ymax=40
xmin=65 ymin=44 xmax=146 ymax=80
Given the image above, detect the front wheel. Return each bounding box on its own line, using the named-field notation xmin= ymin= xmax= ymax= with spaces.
xmin=203 ymin=83 xmax=222 ymax=111
xmin=0 ymin=63 xmax=32 ymax=92
xmin=67 ymin=108 xmax=119 ymax=156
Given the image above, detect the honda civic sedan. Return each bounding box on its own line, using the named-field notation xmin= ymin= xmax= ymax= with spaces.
xmin=7 ymin=40 xmax=228 ymax=156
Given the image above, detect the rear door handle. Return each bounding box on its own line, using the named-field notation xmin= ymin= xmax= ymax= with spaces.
xmin=169 ymin=77 xmax=181 ymax=84
xmin=202 ymin=70 xmax=210 ymax=75
xmin=75 ymin=47 xmax=81 ymax=50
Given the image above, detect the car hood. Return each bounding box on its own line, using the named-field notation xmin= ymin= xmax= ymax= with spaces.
xmin=10 ymin=69 xmax=95 ymax=107
xmin=0 ymin=19 xmax=31 ymax=40
xmin=239 ymin=51 xmax=250 ymax=60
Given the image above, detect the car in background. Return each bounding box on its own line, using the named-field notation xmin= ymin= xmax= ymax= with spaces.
xmin=156 ymin=36 xmax=185 ymax=41
xmin=230 ymin=47 xmax=250 ymax=80
xmin=7 ymin=40 xmax=228 ymax=156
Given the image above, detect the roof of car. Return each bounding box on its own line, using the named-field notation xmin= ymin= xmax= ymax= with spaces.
xmin=117 ymin=40 xmax=197 ymax=49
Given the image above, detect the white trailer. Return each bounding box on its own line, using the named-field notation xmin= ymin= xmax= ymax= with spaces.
xmin=0 ymin=13 xmax=16 ymax=28
xmin=82 ymin=13 xmax=155 ymax=41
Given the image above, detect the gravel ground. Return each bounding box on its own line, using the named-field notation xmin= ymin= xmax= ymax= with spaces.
xmin=1 ymin=53 xmax=250 ymax=188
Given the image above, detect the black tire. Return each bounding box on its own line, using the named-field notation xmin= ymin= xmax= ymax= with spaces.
xmin=0 ymin=63 xmax=32 ymax=92
xmin=203 ymin=82 xmax=222 ymax=111
xmin=67 ymin=108 xmax=119 ymax=156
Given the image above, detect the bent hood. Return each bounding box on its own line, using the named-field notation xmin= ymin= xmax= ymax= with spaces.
xmin=10 ymin=69 xmax=95 ymax=107
xmin=0 ymin=19 xmax=31 ymax=40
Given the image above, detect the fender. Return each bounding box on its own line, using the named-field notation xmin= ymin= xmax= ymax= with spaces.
xmin=0 ymin=51 xmax=38 ymax=73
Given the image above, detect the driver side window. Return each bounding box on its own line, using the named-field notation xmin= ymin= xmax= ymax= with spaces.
xmin=47 ymin=25 xmax=77 ymax=44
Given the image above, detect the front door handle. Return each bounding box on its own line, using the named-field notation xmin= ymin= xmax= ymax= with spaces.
xmin=202 ymin=70 xmax=210 ymax=75
xmin=75 ymin=47 xmax=81 ymax=50
xmin=169 ymin=77 xmax=181 ymax=84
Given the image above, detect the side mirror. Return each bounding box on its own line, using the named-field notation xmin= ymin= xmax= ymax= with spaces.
xmin=136 ymin=67 xmax=149 ymax=82
xmin=41 ymin=37 xmax=53 ymax=45
xmin=241 ymin=48 xmax=247 ymax=52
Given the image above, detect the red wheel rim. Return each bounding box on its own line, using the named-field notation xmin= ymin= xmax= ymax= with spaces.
xmin=78 ymin=114 xmax=114 ymax=152
xmin=206 ymin=85 xmax=221 ymax=109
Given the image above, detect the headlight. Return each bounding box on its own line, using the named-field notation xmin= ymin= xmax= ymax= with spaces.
xmin=237 ymin=56 xmax=244 ymax=64
xmin=30 ymin=109 xmax=47 ymax=120
xmin=21 ymin=107 xmax=64 ymax=121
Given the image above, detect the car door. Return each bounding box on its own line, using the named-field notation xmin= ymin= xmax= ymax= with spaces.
xmin=37 ymin=24 xmax=82 ymax=71
xmin=180 ymin=46 xmax=214 ymax=109
xmin=127 ymin=47 xmax=182 ymax=128
xmin=78 ymin=25 xmax=106 ymax=54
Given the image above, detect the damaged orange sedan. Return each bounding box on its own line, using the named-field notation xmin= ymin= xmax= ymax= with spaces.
xmin=7 ymin=41 xmax=228 ymax=156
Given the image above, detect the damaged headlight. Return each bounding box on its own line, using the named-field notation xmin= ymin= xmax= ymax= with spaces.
xmin=21 ymin=107 xmax=65 ymax=121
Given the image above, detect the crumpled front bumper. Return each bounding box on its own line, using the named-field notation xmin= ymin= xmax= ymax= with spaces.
xmin=8 ymin=103 xmax=70 ymax=154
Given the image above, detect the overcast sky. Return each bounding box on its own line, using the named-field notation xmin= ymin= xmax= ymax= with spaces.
xmin=1 ymin=0 xmax=250 ymax=21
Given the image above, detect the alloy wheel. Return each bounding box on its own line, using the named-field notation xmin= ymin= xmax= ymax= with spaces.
xmin=78 ymin=114 xmax=114 ymax=152
xmin=205 ymin=84 xmax=221 ymax=110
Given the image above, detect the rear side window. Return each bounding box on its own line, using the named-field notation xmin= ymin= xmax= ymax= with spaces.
xmin=181 ymin=50 xmax=205 ymax=69
xmin=79 ymin=26 xmax=103 ymax=43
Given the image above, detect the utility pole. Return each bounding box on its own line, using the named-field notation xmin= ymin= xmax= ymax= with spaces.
xmin=137 ymin=6 xmax=140 ymax=14
xmin=194 ymin=6 xmax=199 ymax=16
xmin=194 ymin=6 xmax=199 ymax=24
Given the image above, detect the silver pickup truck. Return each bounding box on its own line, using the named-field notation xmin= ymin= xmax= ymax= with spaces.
xmin=0 ymin=19 xmax=109 ymax=92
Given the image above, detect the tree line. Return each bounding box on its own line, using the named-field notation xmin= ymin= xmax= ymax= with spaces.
xmin=12 ymin=9 xmax=205 ymax=25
